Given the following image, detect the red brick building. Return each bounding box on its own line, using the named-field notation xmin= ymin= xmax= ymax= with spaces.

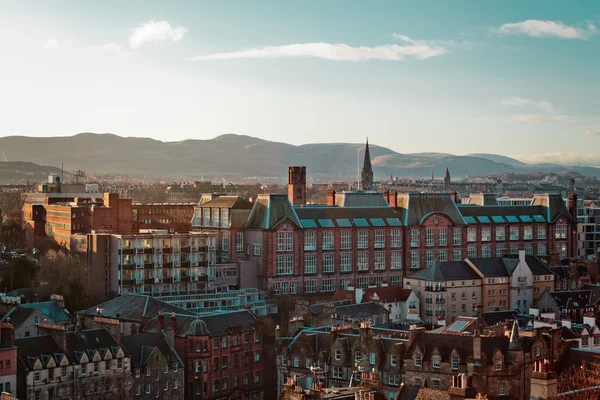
xmin=0 ymin=323 xmax=17 ymax=397
xmin=144 ymin=310 xmax=264 ymax=400
xmin=192 ymin=166 xmax=576 ymax=296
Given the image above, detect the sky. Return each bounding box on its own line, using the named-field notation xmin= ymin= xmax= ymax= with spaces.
xmin=1 ymin=0 xmax=599 ymax=165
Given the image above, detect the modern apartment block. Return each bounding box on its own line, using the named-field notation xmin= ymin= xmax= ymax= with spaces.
xmin=576 ymin=199 xmax=600 ymax=258
xmin=85 ymin=231 xmax=216 ymax=304
xmin=192 ymin=162 xmax=575 ymax=296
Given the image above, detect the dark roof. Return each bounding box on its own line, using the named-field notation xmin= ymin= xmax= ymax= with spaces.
xmin=397 ymin=193 xmax=465 ymax=226
xmin=481 ymin=310 xmax=518 ymax=327
xmin=1 ymin=307 xmax=35 ymax=329
xmin=550 ymin=290 xmax=592 ymax=310
xmin=582 ymin=284 xmax=600 ymax=306
xmin=334 ymin=302 xmax=389 ymax=319
xmin=550 ymin=266 xmax=569 ymax=280
xmin=503 ymin=255 xmax=554 ymax=276
xmin=467 ymin=258 xmax=510 ymax=277
xmin=16 ymin=335 xmax=67 ymax=370
xmin=408 ymin=261 xmax=480 ymax=282
xmin=66 ymin=328 xmax=119 ymax=355
xmin=531 ymin=194 xmax=572 ymax=223
xmin=561 ymin=348 xmax=600 ymax=372
xmin=458 ymin=204 xmax=547 ymax=223
xmin=308 ymin=300 xmax=351 ymax=315
xmin=20 ymin=301 xmax=71 ymax=323
xmin=245 ymin=194 xmax=301 ymax=229
xmin=79 ymin=294 xmax=194 ymax=323
xmin=465 ymin=194 xmax=499 ymax=206
xmin=199 ymin=196 xmax=253 ymax=209
xmin=144 ymin=310 xmax=257 ymax=338
xmin=294 ymin=206 xmax=402 ymax=228
xmin=121 ymin=331 xmax=183 ymax=368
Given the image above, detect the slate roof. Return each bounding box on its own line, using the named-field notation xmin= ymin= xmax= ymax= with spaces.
xmin=481 ymin=310 xmax=518 ymax=327
xmin=408 ymin=261 xmax=480 ymax=282
xmin=308 ymin=300 xmax=351 ymax=315
xmin=467 ymin=258 xmax=510 ymax=277
xmin=550 ymin=290 xmax=592 ymax=310
xmin=397 ymin=193 xmax=465 ymax=226
xmin=1 ymin=307 xmax=36 ymax=329
xmin=531 ymin=194 xmax=572 ymax=223
xmin=144 ymin=310 xmax=257 ymax=338
xmin=465 ymin=194 xmax=499 ymax=206
xmin=79 ymin=294 xmax=194 ymax=323
xmin=458 ymin=204 xmax=547 ymax=223
xmin=20 ymin=301 xmax=72 ymax=323
xmin=562 ymin=348 xmax=600 ymax=372
xmin=294 ymin=206 xmax=402 ymax=228
xmin=245 ymin=194 xmax=301 ymax=229
xmin=198 ymin=196 xmax=253 ymax=209
xmin=67 ymin=328 xmax=120 ymax=357
xmin=502 ymin=255 xmax=554 ymax=276
xmin=121 ymin=331 xmax=183 ymax=368
xmin=16 ymin=335 xmax=68 ymax=370
xmin=582 ymin=284 xmax=600 ymax=306
xmin=334 ymin=191 xmax=389 ymax=207
xmin=334 ymin=302 xmax=389 ymax=320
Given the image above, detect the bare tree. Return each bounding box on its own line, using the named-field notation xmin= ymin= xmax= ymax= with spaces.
xmin=557 ymin=357 xmax=600 ymax=399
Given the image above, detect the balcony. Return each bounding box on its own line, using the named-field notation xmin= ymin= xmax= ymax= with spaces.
xmin=163 ymin=247 xmax=172 ymax=254
xmin=425 ymin=298 xmax=433 ymax=304
xmin=181 ymin=261 xmax=190 ymax=268
xmin=121 ymin=263 xmax=135 ymax=271
xmin=121 ymin=279 xmax=134 ymax=286
xmin=425 ymin=286 xmax=445 ymax=292
xmin=425 ymin=310 xmax=433 ymax=316
xmin=144 ymin=263 xmax=154 ymax=270
xmin=143 ymin=248 xmax=153 ymax=254
xmin=181 ymin=246 xmax=191 ymax=253
xmin=162 ymin=277 xmax=172 ymax=284
xmin=435 ymin=310 xmax=445 ymax=316
xmin=119 ymin=248 xmax=134 ymax=255
xmin=144 ymin=278 xmax=154 ymax=285
xmin=436 ymin=298 xmax=445 ymax=304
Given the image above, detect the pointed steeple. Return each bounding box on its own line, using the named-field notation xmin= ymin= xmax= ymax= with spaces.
xmin=361 ymin=138 xmax=374 ymax=191
xmin=443 ymin=166 xmax=451 ymax=189
xmin=509 ymin=320 xmax=522 ymax=350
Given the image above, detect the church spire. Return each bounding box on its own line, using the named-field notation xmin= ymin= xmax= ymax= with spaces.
xmin=361 ymin=138 xmax=374 ymax=190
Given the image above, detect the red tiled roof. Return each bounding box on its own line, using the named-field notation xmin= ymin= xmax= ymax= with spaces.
xmin=331 ymin=289 xmax=354 ymax=302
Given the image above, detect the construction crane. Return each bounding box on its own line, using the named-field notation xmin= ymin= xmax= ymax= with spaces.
xmin=72 ymin=170 xmax=86 ymax=184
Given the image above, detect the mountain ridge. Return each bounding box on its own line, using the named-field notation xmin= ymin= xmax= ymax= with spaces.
xmin=0 ymin=132 xmax=597 ymax=179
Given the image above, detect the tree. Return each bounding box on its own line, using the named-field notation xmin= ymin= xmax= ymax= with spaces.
xmin=557 ymin=357 xmax=600 ymax=399
xmin=0 ymin=192 xmax=26 ymax=249
xmin=1 ymin=256 xmax=38 ymax=292
xmin=38 ymin=250 xmax=89 ymax=312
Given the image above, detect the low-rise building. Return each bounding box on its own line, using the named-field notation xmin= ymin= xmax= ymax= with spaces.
xmin=0 ymin=323 xmax=17 ymax=397
xmin=144 ymin=310 xmax=264 ymax=400
xmin=1 ymin=299 xmax=71 ymax=339
xmin=15 ymin=324 xmax=132 ymax=400
xmin=122 ymin=330 xmax=184 ymax=400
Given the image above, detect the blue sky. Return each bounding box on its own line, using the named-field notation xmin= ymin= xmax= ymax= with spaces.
xmin=1 ymin=1 xmax=599 ymax=165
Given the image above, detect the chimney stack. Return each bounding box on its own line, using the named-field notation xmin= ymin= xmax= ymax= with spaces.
xmin=38 ymin=323 xmax=67 ymax=352
xmin=158 ymin=311 xmax=165 ymax=331
xmin=288 ymin=166 xmax=307 ymax=206
xmin=327 ymin=190 xmax=336 ymax=207
xmin=450 ymin=191 xmax=458 ymax=204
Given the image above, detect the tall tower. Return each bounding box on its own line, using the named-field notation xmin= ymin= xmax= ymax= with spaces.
xmin=361 ymin=139 xmax=374 ymax=191
xmin=443 ymin=167 xmax=451 ymax=189
xmin=288 ymin=166 xmax=306 ymax=205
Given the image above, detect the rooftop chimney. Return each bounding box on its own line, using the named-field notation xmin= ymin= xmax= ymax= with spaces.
xmin=327 ymin=190 xmax=336 ymax=207
xmin=38 ymin=323 xmax=67 ymax=352
xmin=288 ymin=166 xmax=307 ymax=206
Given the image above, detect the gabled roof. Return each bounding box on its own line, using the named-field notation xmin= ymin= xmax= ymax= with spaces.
xmin=481 ymin=310 xmax=518 ymax=327
xmin=408 ymin=261 xmax=480 ymax=282
xmin=582 ymin=284 xmax=600 ymax=306
xmin=363 ymin=286 xmax=413 ymax=303
xmin=531 ymin=194 xmax=572 ymax=223
xmin=502 ymin=255 xmax=554 ymax=276
xmin=245 ymin=194 xmax=301 ymax=229
xmin=397 ymin=193 xmax=465 ymax=226
xmin=465 ymin=194 xmax=499 ymax=206
xmin=20 ymin=301 xmax=71 ymax=323
xmin=144 ymin=310 xmax=257 ymax=338
xmin=79 ymin=294 xmax=194 ymax=323
xmin=121 ymin=331 xmax=183 ymax=368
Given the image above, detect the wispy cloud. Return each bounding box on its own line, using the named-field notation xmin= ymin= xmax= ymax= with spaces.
xmin=586 ymin=128 xmax=600 ymax=136
xmin=129 ymin=20 xmax=188 ymax=49
xmin=508 ymin=114 xmax=574 ymax=124
xmin=500 ymin=97 xmax=554 ymax=113
xmin=190 ymin=35 xmax=450 ymax=62
xmin=392 ymin=34 xmax=481 ymax=50
xmin=44 ymin=39 xmax=60 ymax=49
xmin=496 ymin=20 xmax=597 ymax=39
xmin=511 ymin=152 xmax=600 ymax=166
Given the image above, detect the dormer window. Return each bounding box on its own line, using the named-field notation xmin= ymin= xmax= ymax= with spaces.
xmin=390 ymin=354 xmax=397 ymax=367
xmin=34 ymin=316 xmax=40 ymax=326
xmin=334 ymin=349 xmax=341 ymax=361
xmin=369 ymin=353 xmax=376 ymax=365
xmin=414 ymin=352 xmax=422 ymax=367
xmin=535 ymin=347 xmax=541 ymax=358
xmin=495 ymin=358 xmax=503 ymax=371
xmin=432 ymin=355 xmax=440 ymax=368
xmin=451 ymin=355 xmax=459 ymax=370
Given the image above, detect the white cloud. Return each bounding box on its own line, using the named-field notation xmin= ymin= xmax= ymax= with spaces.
xmin=190 ymin=36 xmax=448 ymax=62
xmin=129 ymin=20 xmax=188 ymax=48
xmin=586 ymin=128 xmax=600 ymax=136
xmin=392 ymin=33 xmax=481 ymax=50
xmin=500 ymin=97 xmax=554 ymax=113
xmin=44 ymin=39 xmax=60 ymax=49
xmin=508 ymin=114 xmax=574 ymax=124
xmin=497 ymin=20 xmax=596 ymax=39
xmin=102 ymin=43 xmax=122 ymax=52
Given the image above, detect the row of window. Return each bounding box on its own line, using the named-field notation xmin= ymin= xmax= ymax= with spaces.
xmin=272 ymin=275 xmax=403 ymax=294
xmin=134 ymin=380 xmax=179 ymax=397
xmin=33 ymin=359 xmax=125 ymax=383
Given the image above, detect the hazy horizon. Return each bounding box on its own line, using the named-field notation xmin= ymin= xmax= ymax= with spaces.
xmin=1 ymin=1 xmax=599 ymax=166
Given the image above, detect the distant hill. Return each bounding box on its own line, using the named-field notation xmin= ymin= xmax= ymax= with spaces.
xmin=0 ymin=161 xmax=66 ymax=183
xmin=0 ymin=132 xmax=598 ymax=180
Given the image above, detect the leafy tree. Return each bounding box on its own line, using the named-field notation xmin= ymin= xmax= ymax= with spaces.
xmin=1 ymin=256 xmax=38 ymax=292
xmin=38 ymin=250 xmax=89 ymax=312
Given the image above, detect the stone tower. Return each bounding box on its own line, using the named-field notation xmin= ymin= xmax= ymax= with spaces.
xmin=361 ymin=139 xmax=374 ymax=191
xmin=443 ymin=167 xmax=451 ymax=189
